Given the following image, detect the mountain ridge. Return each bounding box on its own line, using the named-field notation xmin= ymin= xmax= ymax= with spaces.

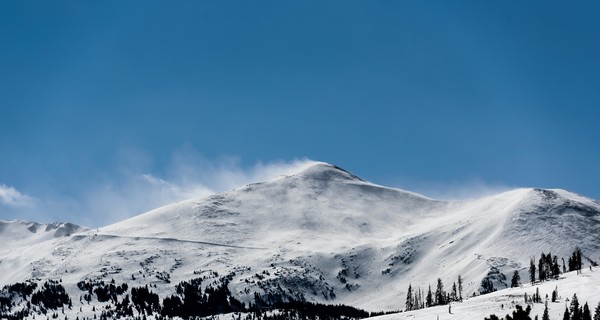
xmin=1 ymin=162 xmax=599 ymax=318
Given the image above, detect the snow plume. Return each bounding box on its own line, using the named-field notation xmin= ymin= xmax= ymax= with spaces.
xmin=411 ymin=179 xmax=514 ymax=201
xmin=71 ymin=148 xmax=318 ymax=227
xmin=163 ymin=148 xmax=318 ymax=192
xmin=0 ymin=184 xmax=34 ymax=207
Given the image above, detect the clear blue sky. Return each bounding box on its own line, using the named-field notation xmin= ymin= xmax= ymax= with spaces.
xmin=1 ymin=1 xmax=599 ymax=227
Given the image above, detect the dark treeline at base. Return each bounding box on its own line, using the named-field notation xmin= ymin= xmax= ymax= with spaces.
xmin=247 ymin=301 xmax=373 ymax=320
xmin=0 ymin=275 xmax=395 ymax=320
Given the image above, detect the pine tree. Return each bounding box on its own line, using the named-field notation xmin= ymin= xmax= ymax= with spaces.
xmin=576 ymin=248 xmax=583 ymax=274
xmin=539 ymin=255 xmax=546 ymax=282
xmin=530 ymin=258 xmax=537 ymax=285
xmin=458 ymin=275 xmax=463 ymax=301
xmin=451 ymin=282 xmax=457 ymax=302
xmin=584 ymin=303 xmax=592 ymax=320
xmin=405 ymin=284 xmax=413 ymax=311
xmin=481 ymin=278 xmax=495 ymax=294
xmin=593 ymin=302 xmax=600 ymax=320
xmin=435 ymin=278 xmax=445 ymax=306
xmin=571 ymin=294 xmax=580 ymax=320
xmin=546 ymin=253 xmax=554 ymax=279
xmin=564 ymin=306 xmax=571 ymax=320
xmin=551 ymin=286 xmax=558 ymax=302
xmin=542 ymin=301 xmax=550 ymax=320
xmin=553 ymin=256 xmax=561 ymax=279
xmin=511 ymin=271 xmax=521 ymax=288
xmin=570 ymin=248 xmax=583 ymax=274
xmin=426 ymin=285 xmax=433 ymax=308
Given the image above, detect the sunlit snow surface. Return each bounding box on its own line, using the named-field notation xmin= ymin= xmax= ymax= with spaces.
xmin=369 ymin=267 xmax=600 ymax=320
xmin=1 ymin=163 xmax=599 ymax=315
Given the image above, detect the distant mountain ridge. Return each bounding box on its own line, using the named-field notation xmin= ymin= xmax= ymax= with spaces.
xmin=1 ymin=162 xmax=599 ymax=319
xmin=0 ymin=220 xmax=87 ymax=244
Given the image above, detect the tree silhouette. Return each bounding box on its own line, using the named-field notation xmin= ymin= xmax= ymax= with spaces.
xmin=426 ymin=285 xmax=433 ymax=307
xmin=405 ymin=284 xmax=413 ymax=311
xmin=584 ymin=303 xmax=592 ymax=320
xmin=542 ymin=301 xmax=550 ymax=320
xmin=511 ymin=271 xmax=521 ymax=288
xmin=435 ymin=278 xmax=445 ymax=306
xmin=530 ymin=258 xmax=536 ymax=285
xmin=458 ymin=275 xmax=463 ymax=301
xmin=506 ymin=305 xmax=532 ymax=320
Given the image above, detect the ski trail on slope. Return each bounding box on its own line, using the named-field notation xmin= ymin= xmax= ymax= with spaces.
xmin=71 ymin=234 xmax=268 ymax=250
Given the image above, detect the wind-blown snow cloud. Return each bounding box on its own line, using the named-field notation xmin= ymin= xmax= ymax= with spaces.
xmin=0 ymin=184 xmax=34 ymax=207
xmin=409 ymin=179 xmax=514 ymax=201
xmin=2 ymin=149 xmax=515 ymax=228
xmin=0 ymin=145 xmax=317 ymax=227
xmin=41 ymin=148 xmax=318 ymax=227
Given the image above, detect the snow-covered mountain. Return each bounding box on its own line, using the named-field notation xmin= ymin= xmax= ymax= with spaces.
xmin=1 ymin=162 xmax=599 ymax=319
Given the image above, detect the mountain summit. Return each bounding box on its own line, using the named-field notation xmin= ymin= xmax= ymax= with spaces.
xmin=290 ymin=162 xmax=366 ymax=182
xmin=99 ymin=162 xmax=441 ymax=247
xmin=1 ymin=163 xmax=599 ymax=316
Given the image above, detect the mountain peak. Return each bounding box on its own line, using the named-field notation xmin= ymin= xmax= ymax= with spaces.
xmin=496 ymin=188 xmax=600 ymax=208
xmin=291 ymin=162 xmax=365 ymax=182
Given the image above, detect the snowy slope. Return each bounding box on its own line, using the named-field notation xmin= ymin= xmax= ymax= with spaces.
xmin=0 ymin=220 xmax=88 ymax=283
xmin=1 ymin=162 xmax=599 ymax=317
xmin=368 ymin=267 xmax=600 ymax=320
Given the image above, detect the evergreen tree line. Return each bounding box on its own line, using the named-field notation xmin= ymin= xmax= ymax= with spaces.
xmin=568 ymin=248 xmax=584 ymax=275
xmin=30 ymin=280 xmax=72 ymax=311
xmin=0 ymin=281 xmax=38 ymax=313
xmin=528 ymin=248 xmax=584 ymax=285
xmin=485 ymin=292 xmax=600 ymax=320
xmin=485 ymin=305 xmax=533 ymax=320
xmin=559 ymin=293 xmax=598 ymax=320
xmin=225 ymin=301 xmax=399 ymax=320
xmin=405 ymin=275 xmax=463 ymax=311
xmin=1 ymin=275 xmax=385 ymax=320
xmin=77 ymin=279 xmax=128 ymax=303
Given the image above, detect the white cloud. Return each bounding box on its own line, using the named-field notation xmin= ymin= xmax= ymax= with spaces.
xmin=0 ymin=184 xmax=34 ymax=207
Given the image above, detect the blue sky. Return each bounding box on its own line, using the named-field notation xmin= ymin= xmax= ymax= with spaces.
xmin=1 ymin=1 xmax=599 ymax=227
